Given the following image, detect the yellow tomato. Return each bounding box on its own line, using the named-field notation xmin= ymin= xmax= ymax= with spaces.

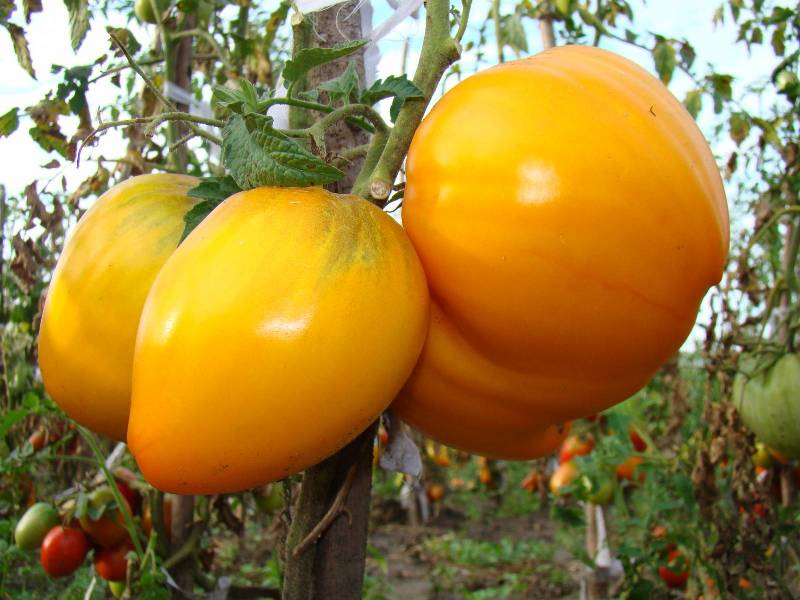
xmin=38 ymin=174 xmax=199 ymax=441
xmin=128 ymin=186 xmax=429 ymax=494
xmin=395 ymin=45 xmax=729 ymax=458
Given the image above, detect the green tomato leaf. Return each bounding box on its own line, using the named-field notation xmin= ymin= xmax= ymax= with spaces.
xmin=683 ymin=89 xmax=702 ymax=119
xmin=180 ymin=200 xmax=219 ymax=243
xmin=0 ymin=108 xmax=19 ymax=137
xmin=361 ymin=75 xmax=423 ymax=123
xmin=5 ymin=23 xmax=35 ymax=78
xmin=652 ymin=39 xmax=676 ymax=85
xmin=221 ymin=114 xmax=344 ymax=189
xmin=181 ymin=176 xmax=243 ymax=242
xmin=22 ymin=0 xmax=41 ymax=23
xmin=282 ymin=39 xmax=368 ymax=83
xmin=319 ymin=60 xmax=360 ymax=105
xmin=0 ymin=409 xmax=26 ymax=438
xmin=64 ymin=0 xmax=90 ymax=51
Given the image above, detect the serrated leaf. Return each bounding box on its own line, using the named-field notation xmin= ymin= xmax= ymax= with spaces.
xmin=361 ymin=74 xmax=423 ymax=122
xmin=238 ymin=78 xmax=259 ymax=110
xmin=282 ymin=39 xmax=368 ymax=83
xmin=319 ymin=60 xmax=360 ymax=105
xmin=181 ymin=200 xmax=221 ymax=242
xmin=5 ymin=23 xmax=35 ymax=78
xmin=22 ymin=0 xmax=41 ymax=23
xmin=652 ymin=40 xmax=676 ymax=84
xmin=64 ymin=0 xmax=90 ymax=51
xmin=0 ymin=108 xmax=19 ymax=137
xmin=683 ymin=89 xmax=702 ymax=119
xmin=708 ymin=73 xmax=733 ymax=113
xmin=187 ymin=175 xmax=242 ymax=203
xmin=502 ymin=11 xmax=528 ymax=55
xmin=221 ymin=114 xmax=344 ymax=189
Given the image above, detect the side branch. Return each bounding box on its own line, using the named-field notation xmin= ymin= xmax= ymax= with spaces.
xmin=365 ymin=0 xmax=461 ymax=203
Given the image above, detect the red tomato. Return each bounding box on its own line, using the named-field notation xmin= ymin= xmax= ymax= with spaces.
xmin=558 ymin=435 xmax=595 ymax=464
xmin=114 ymin=480 xmax=141 ymax=516
xmin=94 ymin=541 xmax=133 ymax=582
xmin=629 ymin=427 xmax=647 ymax=452
xmin=520 ymin=470 xmax=540 ymax=492
xmin=658 ymin=549 xmax=689 ymax=589
xmin=40 ymin=526 xmax=90 ymax=578
xmin=378 ymin=427 xmax=390 ymax=446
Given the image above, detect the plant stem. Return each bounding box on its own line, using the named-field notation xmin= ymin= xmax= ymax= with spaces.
xmin=170 ymin=29 xmax=234 ymax=71
xmin=77 ymin=427 xmax=144 ymax=561
xmin=492 ymin=0 xmax=504 ymax=63
xmin=367 ymin=0 xmax=461 ymax=203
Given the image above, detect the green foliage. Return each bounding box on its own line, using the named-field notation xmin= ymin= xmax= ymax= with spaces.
xmin=282 ymin=39 xmax=368 ymax=83
xmin=221 ymin=114 xmax=344 ymax=189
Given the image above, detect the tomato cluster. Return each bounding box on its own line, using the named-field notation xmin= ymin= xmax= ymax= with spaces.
xmin=13 ymin=473 xmax=149 ymax=588
xmin=40 ymin=46 xmax=727 ymax=495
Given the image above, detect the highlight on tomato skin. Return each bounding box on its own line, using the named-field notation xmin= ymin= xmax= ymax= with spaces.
xmin=396 ymin=44 xmax=729 ymax=458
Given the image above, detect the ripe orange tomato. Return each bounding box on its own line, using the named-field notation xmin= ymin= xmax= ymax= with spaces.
xmin=550 ymin=461 xmax=578 ymax=495
xmin=396 ymin=45 xmax=728 ymax=459
xmin=38 ymin=174 xmax=200 ymax=441
xmin=129 ymin=186 xmax=429 ymax=494
xmin=426 ymin=483 xmax=445 ymax=503
xmin=558 ymin=435 xmax=595 ymax=463
xmin=40 ymin=526 xmax=90 ymax=578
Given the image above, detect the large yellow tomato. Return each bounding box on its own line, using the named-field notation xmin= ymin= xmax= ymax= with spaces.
xmin=128 ymin=186 xmax=429 ymax=494
xmin=395 ymin=45 xmax=729 ymax=458
xmin=38 ymin=174 xmax=199 ymax=441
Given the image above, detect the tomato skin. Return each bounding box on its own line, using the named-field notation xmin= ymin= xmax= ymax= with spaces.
xmin=426 ymin=483 xmax=445 ymax=502
xmin=15 ymin=502 xmax=60 ymax=550
xmin=94 ymin=541 xmax=133 ymax=581
xmin=734 ymin=354 xmax=800 ymax=459
xmin=629 ymin=427 xmax=648 ymax=452
xmin=40 ymin=526 xmax=90 ymax=578
xmin=658 ymin=549 xmax=689 ymax=589
xmin=38 ymin=174 xmax=199 ymax=441
xmin=397 ymin=45 xmax=728 ymax=457
xmin=134 ymin=0 xmax=169 ymax=23
xmin=550 ymin=461 xmax=578 ymax=495
xmin=129 ymin=186 xmax=429 ymax=494
xmin=558 ymin=435 xmax=595 ymax=463
xmin=79 ymin=487 xmax=132 ymax=548
xmin=615 ymin=456 xmax=645 ymax=482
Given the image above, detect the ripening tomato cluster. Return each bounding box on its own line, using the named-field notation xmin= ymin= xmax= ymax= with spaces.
xmin=39 ymin=46 xmax=728 ymax=495
xmin=13 ymin=473 xmax=143 ymax=589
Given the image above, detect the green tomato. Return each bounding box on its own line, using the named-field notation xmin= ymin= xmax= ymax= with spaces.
xmin=734 ymin=353 xmax=800 ymax=459
xmin=580 ymin=475 xmax=615 ymax=506
xmin=134 ymin=0 xmax=170 ymax=24
xmin=109 ymin=580 xmax=126 ymax=599
xmin=15 ymin=502 xmax=61 ymax=550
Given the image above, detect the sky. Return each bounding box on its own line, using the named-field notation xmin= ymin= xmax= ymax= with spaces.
xmin=0 ymin=0 xmax=779 ymax=194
